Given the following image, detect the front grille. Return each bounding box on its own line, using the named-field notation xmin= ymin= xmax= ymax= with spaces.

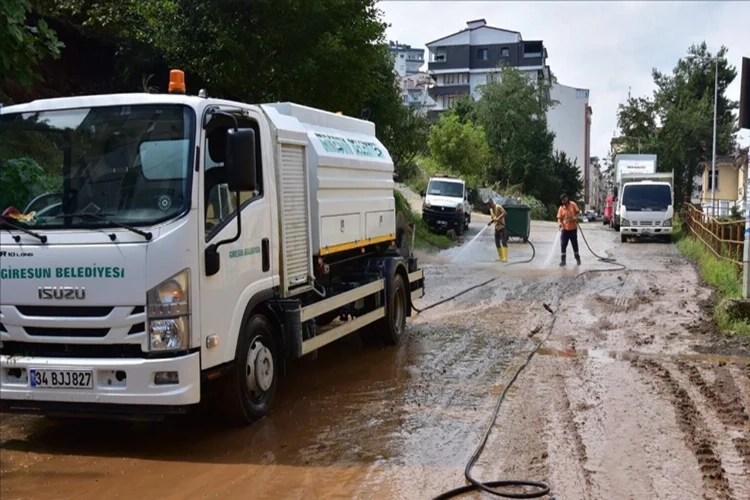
xmin=127 ymin=323 xmax=145 ymax=335
xmin=0 ymin=341 xmax=144 ymax=358
xmin=640 ymin=221 xmax=653 ymax=226
xmin=15 ymin=306 xmax=114 ymax=317
xmin=24 ymin=327 xmax=109 ymax=338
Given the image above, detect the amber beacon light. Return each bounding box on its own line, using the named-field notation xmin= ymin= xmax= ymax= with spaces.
xmin=168 ymin=69 xmax=186 ymax=94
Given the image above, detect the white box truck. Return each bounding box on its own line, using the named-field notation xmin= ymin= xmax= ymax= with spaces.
xmin=612 ymin=154 xmax=657 ymax=231
xmin=0 ymin=70 xmax=424 ymax=424
xmin=618 ymin=172 xmax=675 ymax=243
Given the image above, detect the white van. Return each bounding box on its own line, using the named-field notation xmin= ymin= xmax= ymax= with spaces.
xmin=420 ymin=174 xmax=471 ymax=234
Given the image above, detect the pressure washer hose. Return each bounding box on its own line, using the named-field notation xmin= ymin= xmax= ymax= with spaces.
xmin=410 ymin=221 xmax=628 ymax=498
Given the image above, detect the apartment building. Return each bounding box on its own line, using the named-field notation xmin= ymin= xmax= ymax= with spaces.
xmin=400 ymin=72 xmax=436 ymax=112
xmin=425 ymin=19 xmax=550 ymax=112
xmin=388 ymin=41 xmax=425 ymax=78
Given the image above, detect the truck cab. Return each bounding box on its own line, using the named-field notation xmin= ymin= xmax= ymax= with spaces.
xmin=420 ymin=174 xmax=471 ymax=235
xmin=619 ymin=177 xmax=674 ymax=243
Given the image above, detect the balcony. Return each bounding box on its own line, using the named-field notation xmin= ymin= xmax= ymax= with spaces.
xmin=428 ymin=85 xmax=470 ymax=99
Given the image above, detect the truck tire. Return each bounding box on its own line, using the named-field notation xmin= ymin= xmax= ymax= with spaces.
xmin=621 ymin=234 xmax=627 ymax=243
xmin=219 ymin=314 xmax=279 ymax=425
xmin=376 ymin=273 xmax=407 ymax=346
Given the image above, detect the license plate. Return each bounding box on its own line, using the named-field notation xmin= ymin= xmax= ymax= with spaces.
xmin=29 ymin=369 xmax=93 ymax=389
xmin=641 ymin=227 xmax=651 ymax=233
xmin=437 ymin=221 xmax=447 ymax=226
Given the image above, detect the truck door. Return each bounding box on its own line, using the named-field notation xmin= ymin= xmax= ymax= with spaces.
xmin=198 ymin=108 xmax=276 ymax=369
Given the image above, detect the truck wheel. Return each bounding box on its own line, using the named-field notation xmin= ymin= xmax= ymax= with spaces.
xmin=376 ymin=273 xmax=407 ymax=345
xmin=220 ymin=314 xmax=278 ymax=425
xmin=455 ymin=223 xmax=464 ymax=236
xmin=621 ymin=234 xmax=627 ymax=243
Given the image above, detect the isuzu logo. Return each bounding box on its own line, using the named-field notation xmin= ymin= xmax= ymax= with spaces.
xmin=38 ymin=286 xmax=86 ymax=300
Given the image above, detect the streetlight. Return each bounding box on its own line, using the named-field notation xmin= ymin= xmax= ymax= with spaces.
xmin=687 ymin=54 xmax=719 ymax=217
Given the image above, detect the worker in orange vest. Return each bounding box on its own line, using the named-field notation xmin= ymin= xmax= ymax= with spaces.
xmin=557 ymin=193 xmax=581 ymax=267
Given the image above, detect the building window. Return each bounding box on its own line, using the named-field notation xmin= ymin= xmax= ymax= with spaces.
xmin=478 ymin=48 xmax=488 ymax=60
xmin=501 ymin=47 xmax=509 ymax=57
xmin=576 ymin=89 xmax=589 ymax=99
xmin=400 ymin=54 xmax=404 ymax=58
xmin=707 ymin=170 xmax=719 ymax=190
xmin=431 ymin=48 xmax=447 ymax=62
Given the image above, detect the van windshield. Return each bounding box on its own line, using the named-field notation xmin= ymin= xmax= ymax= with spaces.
xmin=0 ymin=104 xmax=195 ymax=229
xmin=427 ymin=180 xmax=463 ymax=198
xmin=621 ymin=184 xmax=672 ymax=211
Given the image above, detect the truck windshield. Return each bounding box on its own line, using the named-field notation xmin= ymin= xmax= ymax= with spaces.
xmin=427 ymin=180 xmax=463 ymax=198
xmin=622 ymin=184 xmax=672 ymax=211
xmin=0 ymin=104 xmax=194 ymax=229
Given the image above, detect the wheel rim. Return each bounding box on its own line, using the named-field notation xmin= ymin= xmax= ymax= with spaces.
xmin=393 ymin=284 xmax=405 ymax=335
xmin=246 ymin=336 xmax=274 ymax=399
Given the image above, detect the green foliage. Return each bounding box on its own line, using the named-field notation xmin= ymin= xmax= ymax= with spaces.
xmin=1 ymin=0 xmax=63 ymax=88
xmin=0 ymin=157 xmax=59 ymax=210
xmin=21 ymin=0 xmax=420 ymax=177
xmin=382 ymin=104 xmax=429 ymax=180
xmin=676 ymin=234 xmax=750 ymax=334
xmin=520 ymin=195 xmax=549 ymax=220
xmin=617 ymin=42 xmax=739 ymax=205
xmin=428 ymin=113 xmax=492 ymax=185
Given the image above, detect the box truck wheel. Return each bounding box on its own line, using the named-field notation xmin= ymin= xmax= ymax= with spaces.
xmin=220 ymin=314 xmax=279 ymax=425
xmin=376 ymin=273 xmax=407 ymax=345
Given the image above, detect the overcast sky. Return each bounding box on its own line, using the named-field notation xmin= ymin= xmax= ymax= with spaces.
xmin=378 ymin=0 xmax=750 ymax=162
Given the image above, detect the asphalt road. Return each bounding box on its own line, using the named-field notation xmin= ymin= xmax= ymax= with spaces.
xmin=2 ymin=220 xmax=749 ymax=500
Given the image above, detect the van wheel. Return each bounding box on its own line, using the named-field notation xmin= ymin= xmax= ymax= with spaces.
xmin=376 ymin=273 xmax=407 ymax=345
xmin=219 ymin=314 xmax=279 ymax=425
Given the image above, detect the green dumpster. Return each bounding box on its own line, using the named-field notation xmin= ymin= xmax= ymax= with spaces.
xmin=504 ymin=205 xmax=531 ymax=242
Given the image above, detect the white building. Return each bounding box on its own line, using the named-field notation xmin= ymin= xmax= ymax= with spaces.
xmin=425 ymin=19 xmax=550 ymax=112
xmin=388 ymin=42 xmax=425 ymax=78
xmin=547 ymin=82 xmax=592 ymax=206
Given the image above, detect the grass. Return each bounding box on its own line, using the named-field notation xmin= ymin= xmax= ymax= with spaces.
xmin=675 ymin=224 xmax=750 ymax=335
xmin=394 ymin=190 xmax=454 ymax=250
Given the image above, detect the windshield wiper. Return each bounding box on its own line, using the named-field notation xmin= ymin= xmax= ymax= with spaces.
xmin=0 ymin=216 xmax=48 ymax=243
xmin=54 ymin=212 xmax=153 ymax=240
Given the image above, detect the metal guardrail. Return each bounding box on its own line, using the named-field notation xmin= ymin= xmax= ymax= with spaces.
xmin=682 ymin=203 xmax=743 ymax=269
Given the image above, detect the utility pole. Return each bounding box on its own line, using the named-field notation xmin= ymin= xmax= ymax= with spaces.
xmin=711 ymin=57 xmax=718 ymax=218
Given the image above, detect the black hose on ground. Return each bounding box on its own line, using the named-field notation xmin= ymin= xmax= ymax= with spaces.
xmin=410 ymin=221 xmax=629 ymax=499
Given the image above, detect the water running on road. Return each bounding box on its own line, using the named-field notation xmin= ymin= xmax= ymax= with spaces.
xmin=543 ymin=230 xmax=561 ymax=267
xmin=451 ymin=224 xmax=491 ymax=263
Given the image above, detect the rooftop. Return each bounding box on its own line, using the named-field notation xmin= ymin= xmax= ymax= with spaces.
xmin=426 ymin=19 xmax=522 ymax=47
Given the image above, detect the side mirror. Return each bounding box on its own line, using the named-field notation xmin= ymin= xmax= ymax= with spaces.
xmin=420 ymin=190 xmax=425 ymax=198
xmin=226 ymin=128 xmax=257 ymax=192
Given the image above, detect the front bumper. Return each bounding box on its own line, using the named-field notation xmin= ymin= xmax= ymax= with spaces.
xmin=621 ymin=226 xmax=673 ymax=236
xmin=0 ymin=351 xmax=200 ymax=410
xmin=422 ymin=208 xmax=464 ymax=228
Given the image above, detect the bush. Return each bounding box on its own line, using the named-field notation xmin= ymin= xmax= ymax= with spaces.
xmin=676 ymin=234 xmax=750 ymax=334
xmin=521 ymin=195 xmax=548 ymax=220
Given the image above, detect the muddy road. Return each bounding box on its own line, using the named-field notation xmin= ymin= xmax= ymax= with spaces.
xmin=2 ymin=221 xmax=750 ymax=500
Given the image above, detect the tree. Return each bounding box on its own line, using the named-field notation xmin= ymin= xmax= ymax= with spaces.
xmin=380 ymin=104 xmax=429 ymax=179
xmin=552 ymin=151 xmax=583 ymax=203
xmin=473 ymin=67 xmax=560 ymax=205
xmin=616 ymin=42 xmax=739 ymax=204
xmin=1 ymin=0 xmax=63 ymax=88
xmin=428 ymin=113 xmax=492 ymax=184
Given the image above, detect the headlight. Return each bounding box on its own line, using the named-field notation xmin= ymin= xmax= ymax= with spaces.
xmin=147 ymin=269 xmax=190 ymax=352
xmin=424 ymin=201 xmax=432 ymax=208
xmin=456 ymin=205 xmax=464 ymax=213
xmin=621 ymin=218 xmax=630 ymax=227
xmin=663 ymin=218 xmax=672 ymax=227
